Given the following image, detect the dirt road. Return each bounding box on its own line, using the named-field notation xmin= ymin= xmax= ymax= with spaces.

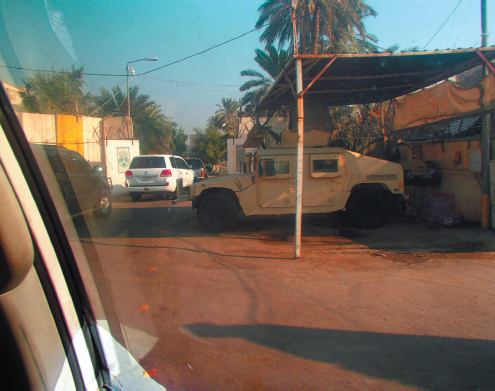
xmin=81 ymin=196 xmax=495 ymax=389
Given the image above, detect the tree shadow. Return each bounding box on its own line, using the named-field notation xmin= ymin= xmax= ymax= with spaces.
xmin=184 ymin=323 xmax=495 ymax=389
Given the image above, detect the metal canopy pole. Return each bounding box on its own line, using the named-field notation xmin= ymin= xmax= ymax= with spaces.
xmin=295 ymin=58 xmax=304 ymax=258
xmin=481 ymin=0 xmax=491 ymax=228
xmin=291 ymin=0 xmax=304 ymax=258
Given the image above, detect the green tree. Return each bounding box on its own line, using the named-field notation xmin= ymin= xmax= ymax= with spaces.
xmin=192 ymin=126 xmax=227 ymax=165
xmin=133 ymin=104 xmax=175 ymax=154
xmin=212 ymin=97 xmax=240 ymax=137
xmin=240 ymin=46 xmax=290 ymax=113
xmin=92 ymin=85 xmax=177 ymax=154
xmin=19 ymin=65 xmax=93 ymax=115
xmin=91 ymin=85 xmax=154 ymax=119
xmin=255 ymin=0 xmax=376 ymax=54
xmin=170 ymin=127 xmax=188 ymax=157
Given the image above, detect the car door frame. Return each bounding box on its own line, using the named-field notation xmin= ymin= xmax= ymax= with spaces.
xmin=174 ymin=156 xmax=194 ymax=186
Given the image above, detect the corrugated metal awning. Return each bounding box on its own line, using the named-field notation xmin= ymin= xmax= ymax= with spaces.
xmin=257 ymin=47 xmax=495 ymax=110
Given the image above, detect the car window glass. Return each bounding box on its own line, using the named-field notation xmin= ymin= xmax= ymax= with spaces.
xmin=186 ymin=160 xmax=201 ymax=169
xmin=72 ymin=153 xmax=92 ymax=175
xmin=45 ymin=148 xmax=66 ymax=174
xmin=175 ymin=158 xmax=188 ymax=169
xmin=60 ymin=150 xmax=77 ymax=175
xmin=2 ymin=2 xmax=493 ymax=390
xmin=313 ymin=159 xmax=338 ymax=173
xmin=129 ymin=156 xmax=166 ymax=169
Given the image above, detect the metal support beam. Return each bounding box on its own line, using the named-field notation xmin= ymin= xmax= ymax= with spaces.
xmin=475 ymin=49 xmax=495 ymax=76
xmin=295 ymin=58 xmax=304 ymax=259
xmin=299 ymin=56 xmax=338 ymax=97
xmin=283 ymin=69 xmax=298 ymax=99
xmin=481 ymin=0 xmax=491 ymax=228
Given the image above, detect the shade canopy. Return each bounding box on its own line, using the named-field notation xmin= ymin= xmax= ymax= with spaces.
xmin=256 ymin=48 xmax=495 ymax=110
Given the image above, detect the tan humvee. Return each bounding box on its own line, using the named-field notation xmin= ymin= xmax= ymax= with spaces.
xmin=174 ymin=147 xmax=406 ymax=232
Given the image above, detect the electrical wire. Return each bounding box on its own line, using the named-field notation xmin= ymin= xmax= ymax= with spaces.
xmin=138 ymin=76 xmax=240 ymax=88
xmin=453 ymin=0 xmax=472 ymax=48
xmin=0 ymin=64 xmax=127 ymax=77
xmin=422 ymin=0 xmax=462 ymax=50
xmin=44 ymin=77 xmax=131 ymax=142
xmin=0 ymin=25 xmax=266 ymax=78
xmin=138 ymin=75 xmax=241 ymax=93
xmin=136 ymin=26 xmax=266 ymax=76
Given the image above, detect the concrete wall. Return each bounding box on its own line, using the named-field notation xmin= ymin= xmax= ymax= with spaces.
xmin=102 ymin=116 xmax=133 ymax=140
xmin=399 ymin=140 xmax=485 ymax=222
xmin=82 ymin=116 xmax=103 ymax=165
xmin=18 ymin=112 xmax=57 ymax=144
xmin=16 ymin=112 xmax=136 ymax=195
xmin=105 ymin=139 xmax=140 ymax=195
xmin=56 ymin=114 xmax=84 ymax=155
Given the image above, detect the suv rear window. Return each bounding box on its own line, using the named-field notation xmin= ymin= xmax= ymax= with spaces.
xmin=186 ymin=159 xmax=202 ymax=169
xmin=130 ymin=156 xmax=167 ymax=169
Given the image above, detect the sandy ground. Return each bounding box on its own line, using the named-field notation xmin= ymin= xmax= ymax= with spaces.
xmin=80 ymin=196 xmax=495 ymax=389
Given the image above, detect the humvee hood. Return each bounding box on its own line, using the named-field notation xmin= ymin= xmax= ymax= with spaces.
xmin=191 ymin=173 xmax=255 ymax=195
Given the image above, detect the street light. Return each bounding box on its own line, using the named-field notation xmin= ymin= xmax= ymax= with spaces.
xmin=126 ymin=56 xmax=157 ymax=117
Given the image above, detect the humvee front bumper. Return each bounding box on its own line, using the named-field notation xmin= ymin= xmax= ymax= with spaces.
xmin=172 ymin=194 xmax=192 ymax=205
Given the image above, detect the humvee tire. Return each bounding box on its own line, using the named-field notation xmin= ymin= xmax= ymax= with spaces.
xmin=347 ymin=189 xmax=388 ymax=229
xmin=197 ymin=192 xmax=238 ymax=232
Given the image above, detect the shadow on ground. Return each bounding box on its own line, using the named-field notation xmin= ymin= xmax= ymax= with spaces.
xmin=184 ymin=323 xmax=495 ymax=389
xmin=76 ymin=195 xmax=495 ymax=254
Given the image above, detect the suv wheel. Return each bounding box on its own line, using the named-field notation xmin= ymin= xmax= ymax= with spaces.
xmin=197 ymin=193 xmax=238 ymax=232
xmin=346 ymin=189 xmax=388 ymax=229
xmin=130 ymin=193 xmax=142 ymax=202
xmin=94 ymin=191 xmax=112 ymax=218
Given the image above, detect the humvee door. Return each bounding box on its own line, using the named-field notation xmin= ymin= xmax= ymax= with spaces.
xmin=258 ymin=156 xmax=295 ymax=208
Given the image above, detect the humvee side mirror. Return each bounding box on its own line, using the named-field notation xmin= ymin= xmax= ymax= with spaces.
xmin=93 ymin=165 xmax=104 ymax=174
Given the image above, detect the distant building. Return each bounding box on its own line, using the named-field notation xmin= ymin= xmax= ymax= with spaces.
xmin=2 ymin=81 xmax=26 ymax=111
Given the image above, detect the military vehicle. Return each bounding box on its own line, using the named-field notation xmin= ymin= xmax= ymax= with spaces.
xmin=174 ymin=147 xmax=406 ymax=232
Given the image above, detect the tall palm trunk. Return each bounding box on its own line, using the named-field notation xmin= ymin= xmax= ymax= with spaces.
xmin=310 ymin=3 xmax=321 ymax=54
xmin=299 ymin=0 xmax=311 ymax=54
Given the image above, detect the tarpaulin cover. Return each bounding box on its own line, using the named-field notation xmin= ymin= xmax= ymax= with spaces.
xmin=394 ymin=73 xmax=495 ymax=131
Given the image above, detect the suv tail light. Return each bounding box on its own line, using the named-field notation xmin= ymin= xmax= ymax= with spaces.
xmin=125 ymin=170 xmax=133 ymax=178
xmin=160 ymin=169 xmax=172 ymax=177
xmin=201 ymin=168 xmax=205 ymax=178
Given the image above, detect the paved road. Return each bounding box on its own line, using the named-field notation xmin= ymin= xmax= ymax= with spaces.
xmin=78 ymin=195 xmax=495 ymax=390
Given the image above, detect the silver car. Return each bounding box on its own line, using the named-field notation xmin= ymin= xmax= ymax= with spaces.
xmin=185 ymin=158 xmax=208 ymax=181
xmin=125 ymin=155 xmax=196 ymax=201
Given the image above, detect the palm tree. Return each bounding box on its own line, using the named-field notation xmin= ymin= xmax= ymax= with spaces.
xmin=91 ymin=85 xmax=155 ymax=119
xmin=255 ymin=0 xmax=376 ymax=54
xmin=212 ymin=97 xmax=240 ymax=137
xmin=240 ymin=45 xmax=290 ymax=113
xmin=92 ymin=85 xmax=176 ymax=154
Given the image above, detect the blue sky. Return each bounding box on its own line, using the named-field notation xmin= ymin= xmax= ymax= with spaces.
xmin=1 ymin=0 xmax=494 ymax=134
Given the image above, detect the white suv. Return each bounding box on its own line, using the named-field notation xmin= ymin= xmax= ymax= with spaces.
xmin=125 ymin=155 xmax=196 ymax=201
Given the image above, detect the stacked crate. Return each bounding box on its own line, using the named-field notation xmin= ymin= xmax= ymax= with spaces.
xmin=422 ymin=194 xmax=462 ymax=225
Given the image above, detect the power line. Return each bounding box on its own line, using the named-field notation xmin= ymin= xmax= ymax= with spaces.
xmin=0 ymin=25 xmax=265 ymax=78
xmin=422 ymin=0 xmax=462 ymax=50
xmin=138 ymin=75 xmax=241 ymax=93
xmin=137 ymin=26 xmax=265 ymax=76
xmin=0 ymin=64 xmax=126 ymax=77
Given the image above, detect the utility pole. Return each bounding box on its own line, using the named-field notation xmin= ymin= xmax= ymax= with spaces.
xmin=481 ymin=0 xmax=491 ymax=228
xmin=292 ymin=0 xmax=304 ymax=258
xmin=126 ymin=57 xmax=158 ymax=118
